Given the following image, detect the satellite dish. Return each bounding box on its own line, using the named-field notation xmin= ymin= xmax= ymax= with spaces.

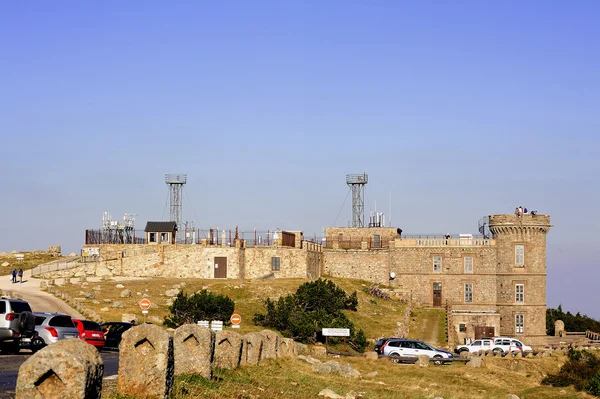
xmin=396 ymin=228 xmax=403 ymax=235
xmin=389 ymin=272 xmax=396 ymax=280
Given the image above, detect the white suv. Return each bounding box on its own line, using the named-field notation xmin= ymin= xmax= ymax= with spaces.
xmin=454 ymin=337 xmax=532 ymax=355
xmin=0 ymin=297 xmax=36 ymax=353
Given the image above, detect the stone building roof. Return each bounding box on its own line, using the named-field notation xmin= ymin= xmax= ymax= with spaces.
xmin=144 ymin=221 xmax=177 ymax=232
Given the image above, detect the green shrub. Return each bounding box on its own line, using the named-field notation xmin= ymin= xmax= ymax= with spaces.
xmin=164 ymin=290 xmax=235 ymax=328
xmin=543 ymin=349 xmax=600 ymax=394
xmin=587 ymin=371 xmax=600 ymax=397
xmin=253 ymin=279 xmax=367 ymax=352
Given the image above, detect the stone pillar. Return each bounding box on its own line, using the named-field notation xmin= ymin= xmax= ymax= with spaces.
xmin=554 ymin=320 xmax=565 ymax=337
xmin=213 ymin=331 xmax=243 ymax=370
xmin=241 ymin=332 xmax=263 ymax=366
xmin=117 ymin=324 xmax=173 ymax=399
xmin=258 ymin=329 xmax=279 ymax=359
xmin=221 ymin=230 xmax=227 ymax=247
xmin=277 ymin=337 xmax=296 ymax=358
xmin=173 ymin=324 xmax=214 ymax=379
xmin=16 ymin=338 xmax=103 ymax=399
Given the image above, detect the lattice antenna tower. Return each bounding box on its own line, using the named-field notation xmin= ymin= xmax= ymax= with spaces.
xmin=165 ymin=174 xmax=187 ymax=227
xmin=346 ymin=173 xmax=368 ymax=228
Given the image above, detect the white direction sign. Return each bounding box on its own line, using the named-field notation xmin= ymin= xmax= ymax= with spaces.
xmin=322 ymin=328 xmax=350 ymax=337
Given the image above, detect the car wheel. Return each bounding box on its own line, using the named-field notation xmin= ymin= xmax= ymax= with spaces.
xmin=458 ymin=348 xmax=468 ymax=354
xmin=389 ymin=353 xmax=401 ymax=360
xmin=433 ymin=355 xmax=443 ymax=365
xmin=31 ymin=337 xmax=45 ymax=354
xmin=493 ymin=348 xmax=504 ymax=355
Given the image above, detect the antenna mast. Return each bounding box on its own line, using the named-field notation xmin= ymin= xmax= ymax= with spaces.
xmin=165 ymin=174 xmax=187 ymax=228
xmin=346 ymin=173 xmax=368 ymax=228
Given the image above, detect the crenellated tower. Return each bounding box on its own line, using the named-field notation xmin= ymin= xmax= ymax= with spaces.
xmin=488 ymin=213 xmax=552 ymax=345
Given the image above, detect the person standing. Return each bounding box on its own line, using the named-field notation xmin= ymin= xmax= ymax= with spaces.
xmin=18 ymin=269 xmax=23 ymax=283
xmin=11 ymin=269 xmax=17 ymax=283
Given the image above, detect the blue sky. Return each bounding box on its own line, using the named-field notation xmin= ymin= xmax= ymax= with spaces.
xmin=1 ymin=2 xmax=598 ymax=318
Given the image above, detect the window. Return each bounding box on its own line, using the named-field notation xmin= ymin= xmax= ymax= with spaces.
xmin=433 ymin=256 xmax=442 ymax=272
xmin=515 ymin=284 xmax=524 ymax=303
xmin=515 ymin=314 xmax=525 ymax=334
xmin=515 ymin=245 xmax=524 ymax=266
xmin=472 ymin=340 xmax=481 ymax=346
xmin=388 ymin=341 xmax=401 ymax=347
xmin=464 ymin=256 xmax=474 ymax=273
xmin=459 ymin=324 xmax=466 ymax=332
xmin=149 ymin=233 xmax=157 ymax=243
xmin=49 ymin=316 xmax=76 ymax=328
xmin=271 ymin=257 xmax=281 ymax=271
xmin=464 ymin=283 xmax=473 ymax=303
xmin=373 ymin=234 xmax=381 ymax=247
xmin=161 ymin=232 xmax=169 ymax=242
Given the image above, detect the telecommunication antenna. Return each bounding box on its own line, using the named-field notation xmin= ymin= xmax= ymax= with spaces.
xmin=346 ymin=173 xmax=368 ymax=228
xmin=165 ymin=174 xmax=187 ymax=227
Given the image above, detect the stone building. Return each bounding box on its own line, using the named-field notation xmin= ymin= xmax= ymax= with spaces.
xmin=64 ymin=213 xmax=551 ymax=346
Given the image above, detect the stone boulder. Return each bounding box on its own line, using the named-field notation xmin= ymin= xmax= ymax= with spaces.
xmin=298 ymin=355 xmax=322 ymax=365
xmin=295 ymin=341 xmax=309 ymax=355
xmin=174 ymin=324 xmax=214 ymax=379
xmin=120 ymin=289 xmax=132 ymax=298
xmin=117 ymin=324 xmax=174 ymax=399
xmin=165 ymin=289 xmax=180 ymax=297
xmin=1 ymin=262 xmax=9 ymax=267
xmin=258 ymin=329 xmax=279 ymax=359
xmin=311 ymin=345 xmax=327 ymax=358
xmin=213 ymin=331 xmax=243 ymax=370
xmin=111 ymin=301 xmax=124 ymax=308
xmin=416 ymin=355 xmax=429 ymax=367
xmin=121 ymin=314 xmax=138 ymax=324
xmin=467 ymin=357 xmax=486 ymax=368
xmin=278 ymin=337 xmax=297 ymax=358
xmin=116 ymin=284 xmax=125 ymax=289
xmin=239 ymin=333 xmax=263 ymax=366
xmin=16 ymin=338 xmax=103 ymax=399
xmin=364 ymin=351 xmax=378 ymax=360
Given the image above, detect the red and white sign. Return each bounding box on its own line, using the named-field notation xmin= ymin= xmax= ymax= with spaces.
xmin=230 ymin=314 xmax=242 ymax=325
xmin=139 ymin=299 xmax=151 ymax=310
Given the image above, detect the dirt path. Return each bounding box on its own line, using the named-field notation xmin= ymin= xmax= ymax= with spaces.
xmin=0 ymin=270 xmax=84 ymax=318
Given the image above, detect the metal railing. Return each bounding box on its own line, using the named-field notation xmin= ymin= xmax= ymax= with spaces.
xmin=31 ymin=257 xmax=81 ymax=277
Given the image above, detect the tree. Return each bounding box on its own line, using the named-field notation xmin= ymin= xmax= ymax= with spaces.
xmin=164 ymin=290 xmax=235 ymax=328
xmin=253 ymin=279 xmax=368 ymax=352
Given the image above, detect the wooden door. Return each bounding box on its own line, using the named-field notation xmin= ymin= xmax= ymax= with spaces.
xmin=433 ymin=282 xmax=442 ymax=307
xmin=474 ymin=326 xmax=495 ymax=340
xmin=214 ymin=257 xmax=227 ymax=278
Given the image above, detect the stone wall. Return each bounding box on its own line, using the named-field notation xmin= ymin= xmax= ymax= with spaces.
xmin=323 ymin=250 xmax=389 ymax=285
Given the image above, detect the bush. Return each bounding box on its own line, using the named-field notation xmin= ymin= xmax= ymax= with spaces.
xmin=253 ymin=279 xmax=368 ymax=352
xmin=164 ymin=290 xmax=235 ymax=328
xmin=587 ymin=372 xmax=600 ymax=397
xmin=543 ymin=349 xmax=600 ymax=395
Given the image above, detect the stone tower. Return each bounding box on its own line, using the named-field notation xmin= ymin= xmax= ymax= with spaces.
xmin=488 ymin=213 xmax=552 ymax=345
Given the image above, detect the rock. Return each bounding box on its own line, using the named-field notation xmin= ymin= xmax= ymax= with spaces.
xmin=1 ymin=262 xmax=9 ymax=267
xmin=259 ymin=329 xmax=279 ymax=359
xmin=165 ymin=289 xmax=180 ymax=297
xmin=313 ymin=360 xmax=342 ymax=375
xmin=294 ymin=341 xmax=309 ymax=355
xmin=278 ymin=337 xmax=296 ymax=358
xmin=298 ymin=355 xmax=322 ymax=365
xmin=165 ymin=297 xmax=175 ymax=306
xmin=174 ymin=324 xmax=214 ymax=379
xmin=120 ymin=289 xmax=132 ymax=298
xmin=117 ymin=325 xmax=173 ymax=398
xmin=137 ymin=292 xmax=142 ymax=296
xmin=122 ymin=314 xmax=138 ymax=324
xmin=91 ymin=300 xmax=100 ymax=305
xmin=311 ymin=345 xmax=327 ymax=358
xmin=103 ymin=299 xmax=113 ymax=303
xmin=513 ymin=351 xmax=523 ymax=358
xmin=84 ymin=292 xmax=96 ymax=299
xmin=111 ymin=301 xmax=124 ymax=308
xmin=506 ymin=395 xmax=521 ymax=399
xmin=116 ymin=284 xmax=125 ymax=289
xmin=241 ymin=332 xmax=263 ymax=366
xmin=213 ymin=331 xmax=243 ymax=370
xmin=365 ymin=351 xmax=378 ymax=360
xmin=459 ymin=351 xmax=471 ymax=358
xmin=416 ymin=355 xmax=429 ymax=367
xmin=93 ymin=285 xmax=102 ymax=291
xmin=16 ymin=338 xmax=103 ymax=399
xmin=100 ymin=307 xmax=109 ymax=312
xmin=149 ymin=316 xmax=162 ymax=324
xmin=467 ymin=357 xmax=486 ymax=368
xmin=318 ymin=388 xmax=345 ymax=399
xmin=366 ymin=371 xmax=378 ymax=378
xmin=69 ymin=252 xmax=77 ymax=257
xmin=339 ymin=363 xmax=361 ymax=378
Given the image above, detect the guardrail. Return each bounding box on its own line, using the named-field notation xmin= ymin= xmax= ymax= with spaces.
xmin=30 ymin=257 xmax=81 ymax=277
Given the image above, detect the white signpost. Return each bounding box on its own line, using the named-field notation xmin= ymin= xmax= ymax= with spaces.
xmin=210 ymin=320 xmax=223 ymax=332
xmin=139 ymin=299 xmax=151 ymax=323
xmin=322 ymin=328 xmax=351 ymax=353
xmin=197 ymin=320 xmax=210 ymax=328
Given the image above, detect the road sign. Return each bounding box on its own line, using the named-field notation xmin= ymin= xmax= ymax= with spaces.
xmin=197 ymin=320 xmax=209 ymax=328
xmin=211 ymin=321 xmax=223 ymax=332
xmin=322 ymin=328 xmax=350 ymax=337
xmin=139 ymin=298 xmax=151 ymax=310
xmin=230 ymin=313 xmax=242 ymax=325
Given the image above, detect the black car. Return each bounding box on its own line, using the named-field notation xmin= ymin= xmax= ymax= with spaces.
xmin=100 ymin=322 xmax=134 ymax=351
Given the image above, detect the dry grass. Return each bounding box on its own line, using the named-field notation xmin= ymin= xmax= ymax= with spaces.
xmin=52 ymin=277 xmax=406 ymax=340
xmin=408 ymin=308 xmax=448 ymax=348
xmin=0 ymin=252 xmax=64 ymax=274
xmin=105 ymin=354 xmax=595 ymax=399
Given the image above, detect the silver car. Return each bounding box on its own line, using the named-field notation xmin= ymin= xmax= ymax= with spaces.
xmin=33 ymin=312 xmax=79 ymax=346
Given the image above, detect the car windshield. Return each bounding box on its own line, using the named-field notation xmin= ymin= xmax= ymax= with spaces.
xmin=34 ymin=316 xmax=47 ymax=326
xmin=10 ymin=302 xmax=32 ymax=313
xmin=82 ymin=320 xmax=101 ymax=331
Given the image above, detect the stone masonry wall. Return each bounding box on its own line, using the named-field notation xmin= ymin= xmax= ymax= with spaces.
xmin=323 ymin=250 xmax=389 ymax=285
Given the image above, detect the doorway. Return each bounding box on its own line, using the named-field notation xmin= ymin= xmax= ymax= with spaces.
xmin=214 ymin=257 xmax=228 ymax=278
xmin=433 ymin=282 xmax=442 ymax=307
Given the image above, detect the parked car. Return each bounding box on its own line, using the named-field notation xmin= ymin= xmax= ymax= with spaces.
xmin=100 ymin=322 xmax=134 ymax=351
xmin=454 ymin=337 xmax=532 ymax=354
xmin=33 ymin=312 xmax=79 ymax=347
xmin=379 ymin=338 xmax=454 ymax=365
xmin=73 ymin=319 xmax=105 ymax=349
xmin=374 ymin=337 xmax=393 ymax=354
xmin=0 ymin=297 xmax=36 ymax=353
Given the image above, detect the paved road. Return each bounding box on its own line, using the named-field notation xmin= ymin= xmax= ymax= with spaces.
xmin=0 ymin=350 xmax=119 ymax=397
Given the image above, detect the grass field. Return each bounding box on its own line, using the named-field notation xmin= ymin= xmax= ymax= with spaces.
xmin=52 ymin=277 xmax=407 ymax=340
xmin=408 ymin=308 xmax=448 ymax=348
xmin=0 ymin=251 xmax=64 ymax=274
xmin=103 ymin=353 xmax=596 ymax=399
